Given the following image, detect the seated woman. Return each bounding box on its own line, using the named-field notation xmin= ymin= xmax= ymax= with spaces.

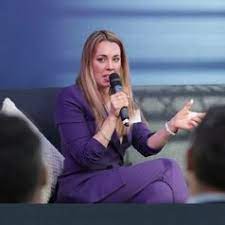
xmin=55 ymin=30 xmax=205 ymax=203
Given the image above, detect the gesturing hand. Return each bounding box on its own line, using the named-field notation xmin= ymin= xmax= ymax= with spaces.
xmin=169 ymin=99 xmax=206 ymax=131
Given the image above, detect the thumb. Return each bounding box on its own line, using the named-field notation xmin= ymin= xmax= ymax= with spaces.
xmin=183 ymin=99 xmax=194 ymax=111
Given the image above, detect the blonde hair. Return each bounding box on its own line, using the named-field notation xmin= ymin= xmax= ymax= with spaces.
xmin=76 ymin=30 xmax=137 ymax=137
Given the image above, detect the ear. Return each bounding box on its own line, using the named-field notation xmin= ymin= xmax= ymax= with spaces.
xmin=39 ymin=164 xmax=48 ymax=187
xmin=187 ymin=147 xmax=194 ymax=171
xmin=31 ymin=165 xmax=48 ymax=203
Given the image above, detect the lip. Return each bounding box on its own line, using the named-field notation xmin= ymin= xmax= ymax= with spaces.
xmin=102 ymin=76 xmax=109 ymax=84
xmin=102 ymin=74 xmax=109 ymax=79
xmin=103 ymin=77 xmax=109 ymax=82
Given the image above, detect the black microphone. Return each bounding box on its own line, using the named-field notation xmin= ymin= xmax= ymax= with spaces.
xmin=109 ymin=73 xmax=129 ymax=126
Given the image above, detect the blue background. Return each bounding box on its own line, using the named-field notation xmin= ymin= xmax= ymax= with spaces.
xmin=1 ymin=0 xmax=225 ymax=88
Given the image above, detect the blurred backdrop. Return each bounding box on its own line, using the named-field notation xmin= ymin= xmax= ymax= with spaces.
xmin=1 ymin=0 xmax=225 ymax=88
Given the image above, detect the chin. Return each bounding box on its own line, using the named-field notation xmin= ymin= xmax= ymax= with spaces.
xmin=98 ymin=83 xmax=110 ymax=90
xmin=102 ymin=82 xmax=110 ymax=87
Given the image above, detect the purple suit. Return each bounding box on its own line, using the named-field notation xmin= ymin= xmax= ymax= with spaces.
xmin=55 ymin=85 xmax=188 ymax=203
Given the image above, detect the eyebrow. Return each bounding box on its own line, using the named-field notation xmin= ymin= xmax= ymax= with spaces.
xmin=96 ymin=54 xmax=120 ymax=57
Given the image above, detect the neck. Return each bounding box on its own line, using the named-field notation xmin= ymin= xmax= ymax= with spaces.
xmin=192 ymin=179 xmax=224 ymax=197
xmin=99 ymin=87 xmax=110 ymax=103
xmin=187 ymin=171 xmax=225 ymax=197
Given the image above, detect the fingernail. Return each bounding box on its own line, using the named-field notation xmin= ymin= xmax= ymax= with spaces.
xmin=190 ymin=99 xmax=194 ymax=104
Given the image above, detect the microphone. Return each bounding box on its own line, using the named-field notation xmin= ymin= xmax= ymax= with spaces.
xmin=109 ymin=73 xmax=129 ymax=126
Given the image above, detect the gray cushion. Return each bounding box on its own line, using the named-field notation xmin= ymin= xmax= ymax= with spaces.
xmin=0 ymin=87 xmax=62 ymax=149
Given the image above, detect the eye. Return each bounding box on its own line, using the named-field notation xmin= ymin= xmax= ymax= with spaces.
xmin=113 ymin=57 xmax=120 ymax=62
xmin=97 ymin=58 xmax=105 ymax=63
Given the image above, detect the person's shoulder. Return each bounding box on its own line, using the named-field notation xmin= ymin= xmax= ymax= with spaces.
xmin=58 ymin=84 xmax=84 ymax=101
xmin=60 ymin=84 xmax=82 ymax=96
xmin=55 ymin=85 xmax=86 ymax=108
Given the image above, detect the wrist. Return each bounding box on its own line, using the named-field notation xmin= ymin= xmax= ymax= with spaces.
xmin=168 ymin=119 xmax=178 ymax=132
xmin=108 ymin=112 xmax=119 ymax=121
xmin=165 ymin=120 xmax=178 ymax=136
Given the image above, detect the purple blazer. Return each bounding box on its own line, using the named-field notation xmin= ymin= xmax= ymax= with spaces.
xmin=55 ymin=85 xmax=161 ymax=202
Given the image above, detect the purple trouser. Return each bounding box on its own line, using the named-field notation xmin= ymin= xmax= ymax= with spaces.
xmin=100 ymin=158 xmax=188 ymax=203
xmin=56 ymin=158 xmax=188 ymax=203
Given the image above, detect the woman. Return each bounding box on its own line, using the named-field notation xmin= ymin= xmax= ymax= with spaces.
xmin=55 ymin=30 xmax=205 ymax=203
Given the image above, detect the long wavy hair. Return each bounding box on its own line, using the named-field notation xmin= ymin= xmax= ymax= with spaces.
xmin=76 ymin=30 xmax=137 ymax=137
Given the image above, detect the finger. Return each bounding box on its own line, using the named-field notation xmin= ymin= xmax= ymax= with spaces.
xmin=189 ymin=112 xmax=203 ymax=122
xmin=198 ymin=112 xmax=206 ymax=119
xmin=191 ymin=116 xmax=202 ymax=124
xmin=119 ymin=98 xmax=129 ymax=107
xmin=119 ymin=92 xmax=128 ymax=99
xmin=183 ymin=99 xmax=194 ymax=111
xmin=111 ymin=92 xmax=125 ymax=101
xmin=114 ymin=91 xmax=126 ymax=97
xmin=112 ymin=97 xmax=128 ymax=109
xmin=189 ymin=111 xmax=206 ymax=119
xmin=111 ymin=92 xmax=123 ymax=99
xmin=122 ymin=91 xmax=130 ymax=99
xmin=117 ymin=94 xmax=129 ymax=105
xmin=190 ymin=120 xmax=199 ymax=128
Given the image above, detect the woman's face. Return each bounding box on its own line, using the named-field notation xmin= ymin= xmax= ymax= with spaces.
xmin=92 ymin=40 xmax=121 ymax=90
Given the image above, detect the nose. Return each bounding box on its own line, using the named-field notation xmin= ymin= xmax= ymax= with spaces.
xmin=106 ymin=60 xmax=114 ymax=71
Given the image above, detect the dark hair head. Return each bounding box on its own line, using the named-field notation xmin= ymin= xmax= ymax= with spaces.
xmin=190 ymin=105 xmax=225 ymax=190
xmin=0 ymin=113 xmax=43 ymax=202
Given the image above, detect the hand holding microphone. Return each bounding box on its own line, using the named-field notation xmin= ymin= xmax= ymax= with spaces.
xmin=109 ymin=73 xmax=130 ymax=126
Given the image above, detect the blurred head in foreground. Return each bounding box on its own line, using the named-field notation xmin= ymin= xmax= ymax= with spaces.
xmin=187 ymin=105 xmax=225 ymax=203
xmin=0 ymin=113 xmax=47 ymax=203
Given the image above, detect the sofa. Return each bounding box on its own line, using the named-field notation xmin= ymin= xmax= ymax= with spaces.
xmin=1 ymin=85 xmax=225 ymax=174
